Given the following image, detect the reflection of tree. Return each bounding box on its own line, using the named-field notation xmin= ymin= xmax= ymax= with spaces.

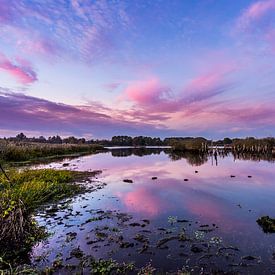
xmin=232 ymin=152 xmax=275 ymax=163
xmin=168 ymin=151 xmax=208 ymax=166
xmin=111 ymin=148 xmax=170 ymax=157
xmin=110 ymin=148 xmax=275 ymax=164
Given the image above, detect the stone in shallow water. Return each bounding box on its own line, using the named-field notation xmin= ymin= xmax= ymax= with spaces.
xmin=123 ymin=179 xmax=133 ymax=183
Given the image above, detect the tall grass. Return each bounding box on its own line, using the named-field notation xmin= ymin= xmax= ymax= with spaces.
xmin=0 ymin=141 xmax=104 ymax=162
xmin=232 ymin=137 xmax=275 ymax=154
xmin=0 ymin=169 xmax=89 ymax=267
xmin=170 ymin=138 xmax=208 ymax=152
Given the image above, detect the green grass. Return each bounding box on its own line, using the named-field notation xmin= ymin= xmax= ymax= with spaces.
xmin=0 ymin=141 xmax=105 ymax=162
xmin=0 ymin=169 xmax=92 ymax=267
xmin=0 ymin=169 xmax=85 ymax=211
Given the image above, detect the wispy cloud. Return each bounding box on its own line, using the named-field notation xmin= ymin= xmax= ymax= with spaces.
xmin=0 ymin=91 xmax=169 ymax=138
xmin=238 ymin=0 xmax=275 ymax=27
xmin=234 ymin=0 xmax=275 ymax=55
xmin=0 ymin=53 xmax=37 ymax=84
xmin=0 ymin=0 xmax=132 ymax=63
xmin=124 ymin=77 xmax=170 ymax=106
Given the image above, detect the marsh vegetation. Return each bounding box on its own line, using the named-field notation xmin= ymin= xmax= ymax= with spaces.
xmin=0 ymin=136 xmax=275 ymax=273
xmin=0 ymin=168 xmax=98 ymax=270
xmin=0 ymin=140 xmax=104 ymax=162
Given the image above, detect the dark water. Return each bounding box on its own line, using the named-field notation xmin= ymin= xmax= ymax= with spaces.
xmin=32 ymin=148 xmax=275 ymax=274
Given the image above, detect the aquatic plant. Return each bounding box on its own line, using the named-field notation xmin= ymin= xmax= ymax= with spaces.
xmin=91 ymin=259 xmax=134 ymax=274
xmin=194 ymin=230 xmax=205 ymax=240
xmin=209 ymin=236 xmax=223 ymax=245
xmin=168 ymin=216 xmax=177 ymax=225
xmin=257 ymin=216 xmax=275 ymax=233
xmin=137 ymin=262 xmax=156 ymax=275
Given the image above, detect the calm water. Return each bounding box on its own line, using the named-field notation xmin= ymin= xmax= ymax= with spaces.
xmin=32 ymin=149 xmax=275 ymax=274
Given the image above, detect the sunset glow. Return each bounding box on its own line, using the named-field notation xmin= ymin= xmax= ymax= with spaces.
xmin=1 ymin=0 xmax=275 ymax=138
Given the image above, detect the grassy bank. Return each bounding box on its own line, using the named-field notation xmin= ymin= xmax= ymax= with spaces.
xmin=0 ymin=141 xmax=105 ymax=163
xmin=0 ymin=168 xmax=95 ymax=268
xmin=170 ymin=137 xmax=208 ymax=152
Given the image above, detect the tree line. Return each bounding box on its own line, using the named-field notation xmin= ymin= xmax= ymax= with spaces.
xmin=2 ymin=133 xmax=275 ymax=149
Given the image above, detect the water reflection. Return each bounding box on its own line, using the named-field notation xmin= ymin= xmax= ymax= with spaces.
xmin=168 ymin=151 xmax=208 ymax=166
xmin=109 ymin=147 xmax=275 ymax=166
xmin=33 ymin=148 xmax=275 ymax=273
xmin=110 ymin=147 xmax=170 ymax=157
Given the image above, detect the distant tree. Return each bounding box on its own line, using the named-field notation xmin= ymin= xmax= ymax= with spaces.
xmin=16 ymin=133 xmax=27 ymax=141
xmin=223 ymin=137 xmax=232 ymax=145
xmin=63 ymin=136 xmax=78 ymax=144
xmin=112 ymin=136 xmax=133 ymax=146
xmin=38 ymin=136 xmax=46 ymax=143
xmin=78 ymin=138 xmax=86 ymax=144
xmin=48 ymin=135 xmax=62 ymax=144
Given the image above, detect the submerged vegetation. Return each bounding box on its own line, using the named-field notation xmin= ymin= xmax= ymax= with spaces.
xmin=0 ymin=169 xmax=94 ymax=268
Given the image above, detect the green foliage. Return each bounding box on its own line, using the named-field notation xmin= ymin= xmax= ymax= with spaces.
xmin=111 ymin=135 xmax=163 ymax=146
xmin=91 ymin=259 xmax=134 ymax=274
xmin=0 ymin=169 xmax=88 ymax=264
xmin=0 ymin=169 xmax=83 ymax=211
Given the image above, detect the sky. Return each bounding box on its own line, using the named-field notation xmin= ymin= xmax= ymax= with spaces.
xmin=0 ymin=0 xmax=275 ymax=139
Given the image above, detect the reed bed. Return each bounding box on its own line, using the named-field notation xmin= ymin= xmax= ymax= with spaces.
xmin=232 ymin=138 xmax=275 ymax=154
xmin=0 ymin=141 xmax=104 ymax=162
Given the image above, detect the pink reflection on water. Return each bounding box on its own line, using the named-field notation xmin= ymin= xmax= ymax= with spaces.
xmin=116 ymin=186 xmax=170 ymax=217
xmin=39 ymin=151 xmax=275 ymax=231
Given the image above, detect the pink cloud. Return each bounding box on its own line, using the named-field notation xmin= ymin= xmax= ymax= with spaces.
xmin=241 ymin=0 xmax=275 ymax=21
xmin=181 ymin=63 xmax=235 ymax=104
xmin=122 ymin=60 xmax=235 ymax=115
xmin=236 ymin=0 xmax=275 ymax=33
xmin=0 ymin=53 xmax=37 ymax=84
xmin=0 ymin=91 xmax=169 ymax=137
xmin=124 ymin=77 xmax=169 ymax=106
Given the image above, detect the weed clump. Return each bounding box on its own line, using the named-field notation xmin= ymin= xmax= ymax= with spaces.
xmin=257 ymin=216 xmax=275 ymax=233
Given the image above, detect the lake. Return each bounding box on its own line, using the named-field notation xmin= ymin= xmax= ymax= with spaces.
xmin=31 ymin=148 xmax=275 ymax=274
